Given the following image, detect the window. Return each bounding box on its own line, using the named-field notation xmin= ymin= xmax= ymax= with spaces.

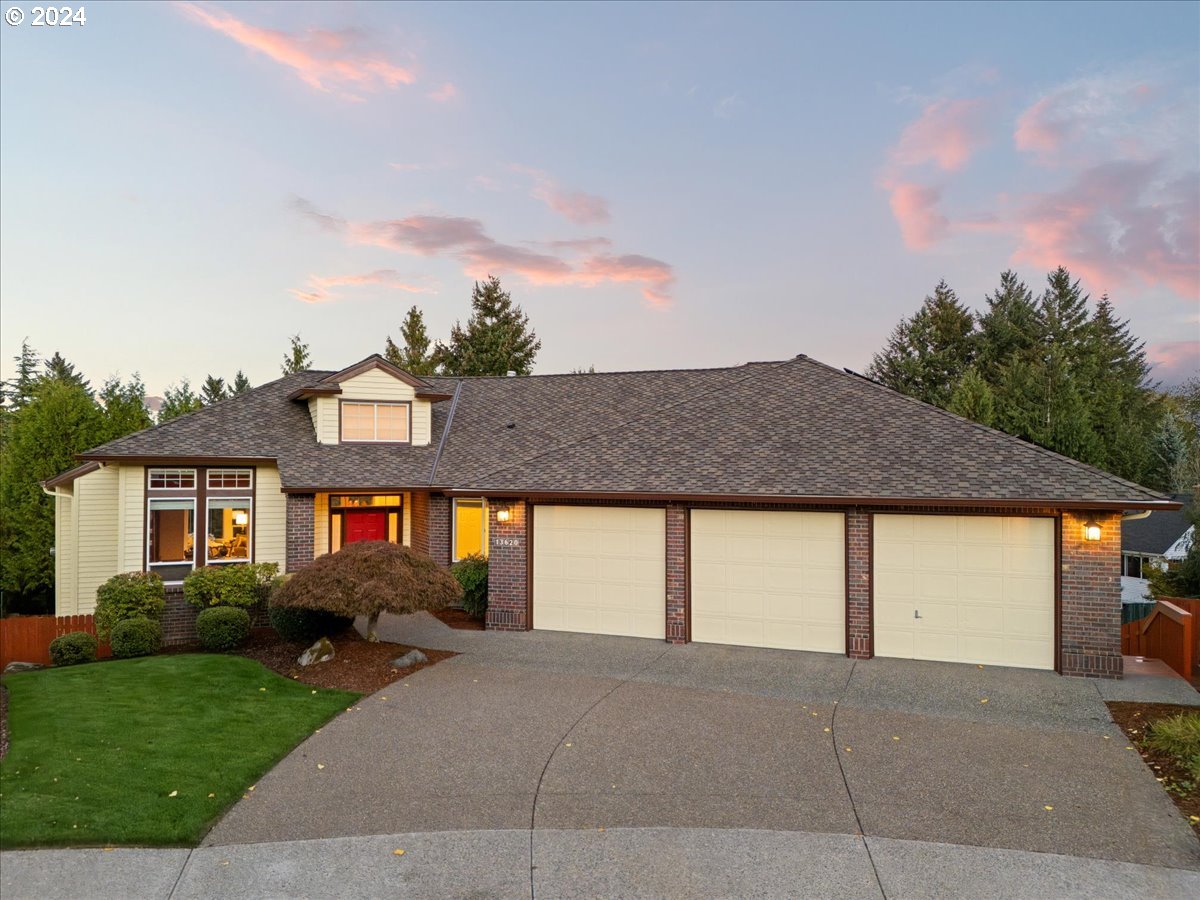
xmin=148 ymin=468 xmax=196 ymax=489
xmin=329 ymin=495 xmax=402 ymax=508
xmin=148 ymin=499 xmax=195 ymax=583
xmin=327 ymin=494 xmax=403 ymax=553
xmin=207 ymin=498 xmax=251 ymax=563
xmin=208 ymin=468 xmax=252 ymax=489
xmin=340 ymin=401 xmax=410 ymax=443
xmin=453 ymin=498 xmax=487 ymax=560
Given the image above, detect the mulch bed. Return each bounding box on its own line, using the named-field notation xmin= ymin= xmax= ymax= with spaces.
xmin=431 ymin=607 xmax=485 ymax=631
xmin=1107 ymin=702 xmax=1200 ymax=837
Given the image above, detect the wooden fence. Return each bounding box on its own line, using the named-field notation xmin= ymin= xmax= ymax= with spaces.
xmin=0 ymin=615 xmax=111 ymax=670
xmin=1122 ymin=597 xmax=1198 ymax=679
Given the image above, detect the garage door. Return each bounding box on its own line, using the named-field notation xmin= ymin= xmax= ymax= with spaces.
xmin=690 ymin=510 xmax=845 ymax=653
xmin=873 ymin=515 xmax=1055 ymax=669
xmin=532 ymin=505 xmax=665 ymax=639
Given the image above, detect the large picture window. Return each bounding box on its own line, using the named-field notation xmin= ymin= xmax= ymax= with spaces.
xmin=453 ymin=498 xmax=487 ymax=561
xmin=148 ymin=499 xmax=195 ymax=583
xmin=144 ymin=466 xmax=255 ymax=582
xmin=340 ymin=401 xmax=410 ymax=443
xmin=207 ymin=498 xmax=251 ymax=563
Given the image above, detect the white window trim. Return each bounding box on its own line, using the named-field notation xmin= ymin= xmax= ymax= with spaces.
xmin=207 ymin=468 xmax=253 ymax=490
xmin=340 ymin=401 xmax=411 ymax=444
xmin=452 ymin=498 xmax=488 ymax=562
xmin=146 ymin=497 xmax=197 ymax=581
xmin=205 ymin=496 xmax=253 ymax=565
xmin=147 ymin=467 xmax=197 ymax=490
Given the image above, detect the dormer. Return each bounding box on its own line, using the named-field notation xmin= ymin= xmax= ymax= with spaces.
xmin=289 ymin=356 xmax=452 ymax=446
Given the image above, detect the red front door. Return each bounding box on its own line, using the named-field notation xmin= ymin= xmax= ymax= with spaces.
xmin=344 ymin=510 xmax=387 ymax=544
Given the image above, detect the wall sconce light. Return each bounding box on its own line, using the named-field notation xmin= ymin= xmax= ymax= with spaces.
xmin=1083 ymin=518 xmax=1101 ymax=542
xmin=495 ymin=505 xmax=511 ymax=523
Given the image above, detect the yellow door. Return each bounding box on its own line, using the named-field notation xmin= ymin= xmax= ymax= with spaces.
xmin=532 ymin=505 xmax=666 ymax=639
xmin=873 ymin=515 xmax=1055 ymax=669
xmin=690 ymin=510 xmax=845 ymax=653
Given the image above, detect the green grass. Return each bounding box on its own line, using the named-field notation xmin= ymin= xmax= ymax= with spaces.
xmin=1147 ymin=711 xmax=1200 ymax=780
xmin=0 ymin=654 xmax=358 ymax=848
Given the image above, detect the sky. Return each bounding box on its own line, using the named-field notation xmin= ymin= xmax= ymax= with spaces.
xmin=1 ymin=0 xmax=1197 ymax=396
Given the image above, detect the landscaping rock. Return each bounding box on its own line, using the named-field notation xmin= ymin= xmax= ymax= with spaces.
xmin=298 ymin=637 xmax=335 ymax=667
xmin=391 ymin=649 xmax=428 ymax=669
xmin=3 ymin=661 xmax=43 ymax=673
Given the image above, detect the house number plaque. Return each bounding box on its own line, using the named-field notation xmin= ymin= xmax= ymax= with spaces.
xmin=494 ymin=537 xmax=522 ymax=548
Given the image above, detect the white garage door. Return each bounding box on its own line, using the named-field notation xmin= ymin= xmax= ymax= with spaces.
xmin=690 ymin=510 xmax=845 ymax=653
xmin=873 ymin=515 xmax=1055 ymax=670
xmin=532 ymin=505 xmax=666 ymax=639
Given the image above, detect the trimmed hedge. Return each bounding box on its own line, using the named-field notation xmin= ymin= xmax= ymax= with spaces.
xmin=111 ymin=617 xmax=161 ymax=659
xmin=451 ymin=554 xmax=489 ymax=619
xmin=196 ymin=606 xmax=251 ymax=651
xmin=268 ymin=605 xmax=353 ymax=643
xmin=49 ymin=631 xmax=98 ymax=667
xmin=94 ymin=572 xmax=165 ymax=641
xmin=183 ymin=562 xmax=280 ymax=610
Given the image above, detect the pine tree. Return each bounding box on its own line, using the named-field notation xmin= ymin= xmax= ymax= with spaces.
xmin=230 ymin=371 xmax=252 ymax=396
xmin=1150 ymin=412 xmax=1188 ymax=492
xmin=96 ymin=375 xmax=153 ymax=443
xmin=947 ymin=368 xmax=996 ymax=426
xmin=201 ymin=375 xmax=227 ymax=405
xmin=158 ymin=379 xmax=203 ymax=423
xmin=866 ymin=280 xmax=976 ymax=408
xmin=43 ymin=351 xmax=90 ymax=392
xmin=281 ymin=334 xmax=312 ymax=375
xmin=435 ymin=276 xmax=542 ymax=376
xmin=385 ymin=306 xmax=436 ymax=374
xmin=976 ymin=271 xmax=1039 ymax=376
xmin=2 ymin=340 xmax=41 ymax=411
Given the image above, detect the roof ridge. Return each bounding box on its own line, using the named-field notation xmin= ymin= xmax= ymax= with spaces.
xmin=430 ymin=360 xmax=781 ymax=381
xmin=461 ymin=358 xmax=803 ymax=486
xmin=798 ymin=356 xmax=1169 ymax=503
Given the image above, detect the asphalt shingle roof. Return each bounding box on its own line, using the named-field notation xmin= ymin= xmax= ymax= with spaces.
xmin=77 ymin=356 xmax=1173 ymax=507
xmin=1121 ymin=495 xmax=1194 ymax=554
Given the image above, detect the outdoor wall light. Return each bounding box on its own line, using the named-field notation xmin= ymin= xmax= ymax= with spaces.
xmin=495 ymin=506 xmax=511 ymax=523
xmin=1083 ymin=518 xmax=1101 ymax=542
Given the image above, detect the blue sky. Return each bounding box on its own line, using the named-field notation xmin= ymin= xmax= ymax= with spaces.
xmin=1 ymin=0 xmax=1197 ymax=395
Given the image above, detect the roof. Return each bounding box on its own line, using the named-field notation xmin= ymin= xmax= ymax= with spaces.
xmin=1121 ymin=495 xmax=1194 ymax=554
xmin=1164 ymin=525 xmax=1195 ymax=561
xmin=73 ymin=354 xmax=1178 ymax=509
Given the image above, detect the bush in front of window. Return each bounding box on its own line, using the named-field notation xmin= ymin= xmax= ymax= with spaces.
xmin=196 ymin=606 xmax=252 ymax=651
xmin=49 ymin=631 xmax=98 ymax=667
xmin=451 ymin=554 xmax=489 ymax=620
xmin=110 ymin=616 xmax=162 ymax=659
xmin=94 ymin=572 xmax=166 ymax=641
xmin=268 ymin=602 xmax=354 ymax=643
xmin=183 ymin=562 xmax=281 ymax=609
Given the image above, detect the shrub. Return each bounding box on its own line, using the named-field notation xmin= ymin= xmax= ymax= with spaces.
xmin=451 ymin=554 xmax=489 ymax=619
xmin=110 ymin=616 xmax=161 ymax=659
xmin=1147 ymin=712 xmax=1200 ymax=780
xmin=196 ymin=606 xmax=252 ymax=651
xmin=94 ymin=572 xmax=165 ymax=641
xmin=49 ymin=631 xmax=97 ymax=667
xmin=272 ymin=541 xmax=461 ymax=641
xmin=183 ymin=562 xmax=280 ymax=610
xmin=268 ymin=604 xmax=353 ymax=643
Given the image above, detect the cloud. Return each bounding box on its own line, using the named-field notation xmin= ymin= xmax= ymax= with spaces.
xmin=428 ymin=82 xmax=457 ymax=102
xmin=176 ymin=2 xmax=415 ymax=100
xmin=1147 ymin=340 xmax=1200 ymax=386
xmin=713 ymin=94 xmax=744 ymax=119
xmin=884 ymin=181 xmax=950 ymax=250
xmin=290 ymin=269 xmax=436 ymax=304
xmin=891 ymin=98 xmax=991 ymax=172
xmin=512 ymin=165 xmax=610 ymax=225
xmin=294 ymin=199 xmax=674 ymax=305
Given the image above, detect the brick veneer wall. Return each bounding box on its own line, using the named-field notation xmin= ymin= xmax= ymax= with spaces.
xmin=160 ymin=587 xmax=269 ymax=646
xmin=428 ymin=494 xmax=451 ymax=567
xmin=485 ymin=499 xmax=528 ymax=631
xmin=666 ymin=506 xmax=687 ymax=643
xmin=1060 ymin=510 xmax=1122 ymax=678
xmin=286 ymin=493 xmax=315 ymax=572
xmin=410 ymin=492 xmax=430 ymax=556
xmin=846 ymin=510 xmax=871 ymax=659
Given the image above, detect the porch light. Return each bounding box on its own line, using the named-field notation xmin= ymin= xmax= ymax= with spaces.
xmin=1083 ymin=518 xmax=1101 ymax=542
xmin=495 ymin=505 xmax=511 ymax=523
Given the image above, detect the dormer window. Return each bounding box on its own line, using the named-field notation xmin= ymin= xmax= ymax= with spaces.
xmin=340 ymin=400 xmax=410 ymax=443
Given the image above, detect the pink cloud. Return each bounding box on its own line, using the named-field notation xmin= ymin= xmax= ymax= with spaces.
xmin=1147 ymin=340 xmax=1200 ymax=386
xmin=884 ymin=181 xmax=950 ymax=250
xmin=176 ymin=2 xmax=415 ymax=100
xmin=428 ymin=82 xmax=457 ymax=102
xmin=512 ymin=165 xmax=611 ymax=225
xmin=290 ymin=269 xmax=436 ymax=304
xmin=1014 ymin=96 xmax=1068 ymax=156
xmin=892 ymin=98 xmax=990 ymax=172
xmin=576 ymin=254 xmax=675 ymax=306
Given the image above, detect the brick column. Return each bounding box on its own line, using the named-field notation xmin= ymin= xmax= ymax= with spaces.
xmin=666 ymin=505 xmax=688 ymax=643
xmin=285 ymin=493 xmax=315 ymax=573
xmin=428 ymin=494 xmax=451 ymax=567
xmin=161 ymin=587 xmax=199 ymax=645
xmin=1060 ymin=511 xmax=1122 ymax=678
xmin=485 ymin=499 xmax=528 ymax=631
xmin=846 ymin=510 xmax=872 ymax=659
xmin=410 ymin=492 xmax=430 ymax=556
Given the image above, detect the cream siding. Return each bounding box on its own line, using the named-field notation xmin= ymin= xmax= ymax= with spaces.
xmin=307 ymin=398 xmax=320 ymax=434
xmin=54 ymin=491 xmax=77 ymax=616
xmin=74 ymin=465 xmax=121 ymax=615
xmin=310 ymin=369 xmax=433 ymax=446
xmin=117 ymin=465 xmax=144 ymax=573
xmin=254 ymin=466 xmax=287 ymax=570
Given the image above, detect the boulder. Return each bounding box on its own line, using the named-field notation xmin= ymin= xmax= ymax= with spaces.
xmin=3 ymin=661 xmax=43 ymax=673
xmin=391 ymin=649 xmax=428 ymax=669
xmin=298 ymin=637 xmax=335 ymax=667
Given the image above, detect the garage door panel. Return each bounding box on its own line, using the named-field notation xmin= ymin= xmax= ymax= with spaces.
xmin=960 ymin=516 xmax=1005 ymax=543
xmin=960 ymin=544 xmax=1004 ymax=572
xmin=916 ymin=516 xmax=960 ymax=542
xmin=803 ymin=567 xmax=843 ymax=596
xmin=917 ymin=542 xmax=958 ymax=571
xmin=960 ymin=574 xmax=1003 ymax=602
xmin=876 ymin=541 xmax=915 ymax=568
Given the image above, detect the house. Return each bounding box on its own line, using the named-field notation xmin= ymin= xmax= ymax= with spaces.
xmin=43 ymin=354 xmax=1181 ymax=677
xmin=1120 ymin=494 xmax=1193 ymax=578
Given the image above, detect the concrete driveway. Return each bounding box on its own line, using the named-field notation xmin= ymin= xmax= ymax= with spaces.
xmin=203 ymin=612 xmax=1200 ymax=875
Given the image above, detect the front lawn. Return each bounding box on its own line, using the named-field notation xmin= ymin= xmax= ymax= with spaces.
xmin=0 ymin=654 xmax=357 ymax=848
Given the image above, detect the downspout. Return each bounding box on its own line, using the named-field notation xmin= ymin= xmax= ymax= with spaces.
xmin=1121 ymin=510 xmax=1153 ymax=522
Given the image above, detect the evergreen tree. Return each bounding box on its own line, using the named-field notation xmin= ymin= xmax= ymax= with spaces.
xmin=201 ymin=375 xmax=228 ymax=405
xmin=230 ymin=370 xmax=252 ymax=396
xmin=866 ymin=280 xmax=976 ymax=408
xmin=43 ymin=351 xmax=90 ymax=392
xmin=975 ymin=271 xmax=1039 ymax=377
xmin=435 ymin=276 xmax=541 ymax=376
xmin=281 ymin=333 xmax=312 ymax=375
xmin=158 ymin=379 xmax=203 ymax=423
xmin=1150 ymin=412 xmax=1188 ymax=493
xmin=385 ymin=306 xmax=436 ymax=374
xmin=96 ymin=375 xmax=153 ymax=444
xmin=2 ymin=340 xmax=41 ymax=411
xmin=947 ymin=368 xmax=996 ymax=427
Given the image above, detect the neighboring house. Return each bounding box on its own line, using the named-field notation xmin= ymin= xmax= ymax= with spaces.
xmin=43 ymin=354 xmax=1180 ymax=678
xmin=1120 ymin=494 xmax=1193 ymax=578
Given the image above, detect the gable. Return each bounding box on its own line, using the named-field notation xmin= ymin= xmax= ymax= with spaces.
xmin=309 ymin=368 xmax=433 ymax=446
